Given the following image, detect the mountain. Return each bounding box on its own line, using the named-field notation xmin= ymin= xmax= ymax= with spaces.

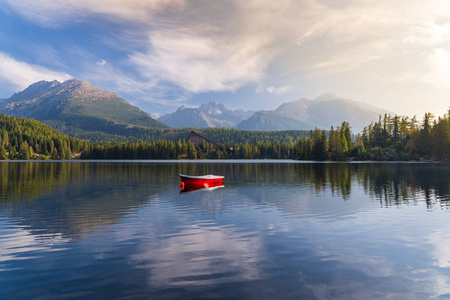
xmin=158 ymin=101 xmax=254 ymax=128
xmin=231 ymin=109 xmax=257 ymax=120
xmin=237 ymin=94 xmax=389 ymax=132
xmin=0 ymin=79 xmax=166 ymax=137
xmin=236 ymin=111 xmax=317 ymax=131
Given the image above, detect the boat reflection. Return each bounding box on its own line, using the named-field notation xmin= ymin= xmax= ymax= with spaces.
xmin=180 ymin=182 xmax=225 ymax=193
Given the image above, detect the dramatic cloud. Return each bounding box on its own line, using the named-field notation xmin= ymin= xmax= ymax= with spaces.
xmin=0 ymin=52 xmax=72 ymax=89
xmin=84 ymin=59 xmax=186 ymax=106
xmin=2 ymin=0 xmax=450 ymax=114
xmin=130 ymin=30 xmax=273 ymax=93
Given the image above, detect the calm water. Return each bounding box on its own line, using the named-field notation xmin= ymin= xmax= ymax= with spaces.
xmin=0 ymin=161 xmax=449 ymax=299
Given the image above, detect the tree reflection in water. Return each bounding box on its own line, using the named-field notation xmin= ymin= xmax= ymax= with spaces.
xmin=0 ymin=161 xmax=448 ymax=208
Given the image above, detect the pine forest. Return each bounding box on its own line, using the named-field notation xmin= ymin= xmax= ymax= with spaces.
xmin=0 ymin=111 xmax=449 ymax=161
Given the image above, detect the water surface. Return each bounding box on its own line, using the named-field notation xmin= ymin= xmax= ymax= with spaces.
xmin=0 ymin=161 xmax=449 ymax=299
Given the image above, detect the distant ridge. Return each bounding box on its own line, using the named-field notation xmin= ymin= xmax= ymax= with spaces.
xmin=159 ymin=95 xmax=390 ymax=132
xmin=158 ymin=101 xmax=255 ymax=128
xmin=237 ymin=94 xmax=390 ymax=132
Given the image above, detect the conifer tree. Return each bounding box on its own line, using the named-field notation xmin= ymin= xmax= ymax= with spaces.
xmin=51 ymin=147 xmax=59 ymax=160
xmin=0 ymin=144 xmax=7 ymax=160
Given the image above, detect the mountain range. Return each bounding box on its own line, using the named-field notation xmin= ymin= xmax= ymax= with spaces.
xmin=158 ymin=102 xmax=256 ymax=128
xmin=159 ymin=94 xmax=389 ymax=132
xmin=0 ymin=79 xmax=390 ymax=141
xmin=0 ymin=79 xmax=166 ymax=138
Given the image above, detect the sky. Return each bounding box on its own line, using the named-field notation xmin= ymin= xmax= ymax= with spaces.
xmin=0 ymin=0 xmax=449 ymax=117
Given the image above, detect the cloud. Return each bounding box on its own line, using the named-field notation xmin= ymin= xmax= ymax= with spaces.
xmin=423 ymin=48 xmax=450 ymax=90
xmin=84 ymin=59 xmax=188 ymax=108
xmin=256 ymin=85 xmax=290 ymax=94
xmin=96 ymin=59 xmax=107 ymax=66
xmin=130 ymin=30 xmax=274 ymax=93
xmin=427 ymin=228 xmax=450 ymax=268
xmin=131 ymin=222 xmax=265 ymax=286
xmin=404 ymin=22 xmax=450 ymax=46
xmin=2 ymin=0 xmax=185 ymax=27
xmin=2 ymin=0 xmax=285 ymax=95
xmin=4 ymin=0 xmax=450 ymax=115
xmin=2 ymin=0 xmax=438 ymax=83
xmin=0 ymin=219 xmax=69 ymax=267
xmin=85 ymin=59 xmax=157 ymax=96
xmin=0 ymin=52 xmax=72 ymax=90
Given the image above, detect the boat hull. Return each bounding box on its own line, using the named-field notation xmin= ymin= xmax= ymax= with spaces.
xmin=179 ymin=174 xmax=224 ymax=185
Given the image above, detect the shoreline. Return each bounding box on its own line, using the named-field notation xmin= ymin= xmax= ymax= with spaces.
xmin=0 ymin=159 xmax=446 ymax=164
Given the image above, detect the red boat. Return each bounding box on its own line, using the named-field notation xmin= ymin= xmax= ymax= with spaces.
xmin=179 ymin=174 xmax=224 ymax=186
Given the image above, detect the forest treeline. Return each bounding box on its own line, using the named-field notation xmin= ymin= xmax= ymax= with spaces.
xmin=0 ymin=115 xmax=87 ymax=160
xmin=81 ymin=140 xmax=295 ymax=159
xmin=0 ymin=114 xmax=298 ymax=160
xmin=0 ymin=111 xmax=449 ymax=161
xmin=296 ymin=112 xmax=450 ymax=161
xmin=64 ymin=121 xmax=309 ymax=144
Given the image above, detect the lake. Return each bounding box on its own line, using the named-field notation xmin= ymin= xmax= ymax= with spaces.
xmin=0 ymin=161 xmax=449 ymax=299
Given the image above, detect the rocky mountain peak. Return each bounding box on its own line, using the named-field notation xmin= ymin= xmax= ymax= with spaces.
xmin=314 ymin=93 xmax=342 ymax=102
xmin=55 ymin=78 xmax=120 ymax=102
xmin=59 ymin=78 xmax=96 ymax=92
xmin=158 ymin=101 xmax=252 ymax=128
xmin=63 ymin=78 xmax=90 ymax=87
xmin=275 ymin=98 xmax=311 ymax=121
xmin=198 ymin=101 xmax=228 ymax=115
xmin=30 ymin=79 xmax=60 ymax=88
xmin=9 ymin=80 xmax=61 ymax=103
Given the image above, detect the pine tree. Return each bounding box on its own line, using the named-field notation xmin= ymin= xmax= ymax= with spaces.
xmin=19 ymin=140 xmax=31 ymax=160
xmin=51 ymin=147 xmax=59 ymax=160
xmin=187 ymin=141 xmax=197 ymax=159
xmin=418 ymin=113 xmax=433 ymax=157
xmin=0 ymin=144 xmax=7 ymax=160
